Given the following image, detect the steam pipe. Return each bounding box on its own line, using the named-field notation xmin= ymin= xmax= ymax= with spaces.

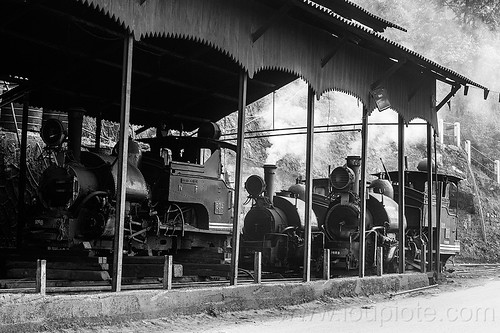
xmin=263 ymin=164 xmax=277 ymax=201
xmin=67 ymin=106 xmax=85 ymax=162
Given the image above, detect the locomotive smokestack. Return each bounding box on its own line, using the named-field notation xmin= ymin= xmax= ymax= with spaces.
xmin=67 ymin=107 xmax=85 ymax=162
xmin=263 ymin=164 xmax=277 ymax=200
xmin=346 ymin=156 xmax=361 ymax=195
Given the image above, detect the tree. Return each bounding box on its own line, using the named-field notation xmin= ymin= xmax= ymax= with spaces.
xmin=438 ymin=0 xmax=500 ymax=30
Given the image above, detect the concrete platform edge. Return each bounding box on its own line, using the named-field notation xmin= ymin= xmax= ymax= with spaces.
xmin=0 ymin=273 xmax=428 ymax=331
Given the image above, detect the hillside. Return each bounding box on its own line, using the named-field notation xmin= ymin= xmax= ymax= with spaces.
xmin=442 ymin=143 xmax=500 ymax=263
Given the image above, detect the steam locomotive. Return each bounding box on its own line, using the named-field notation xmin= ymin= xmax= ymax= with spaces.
xmin=29 ymin=108 xmax=234 ymax=256
xmin=28 ymin=108 xmax=460 ymax=276
xmin=240 ymin=156 xmax=461 ymax=275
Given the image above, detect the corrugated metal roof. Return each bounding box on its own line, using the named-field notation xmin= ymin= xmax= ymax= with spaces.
xmin=301 ymin=0 xmax=487 ymax=90
xmin=309 ymin=0 xmax=407 ymax=32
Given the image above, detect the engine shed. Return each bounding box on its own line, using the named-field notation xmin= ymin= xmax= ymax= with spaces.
xmin=0 ymin=0 xmax=488 ymax=290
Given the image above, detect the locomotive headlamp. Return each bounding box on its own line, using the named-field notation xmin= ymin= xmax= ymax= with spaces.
xmin=330 ymin=166 xmax=355 ymax=192
xmin=245 ymin=175 xmax=266 ymax=197
xmin=40 ymin=118 xmax=66 ymax=147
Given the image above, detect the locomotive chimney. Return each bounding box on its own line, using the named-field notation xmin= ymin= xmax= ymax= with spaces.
xmin=67 ymin=107 xmax=85 ymax=162
xmin=263 ymin=164 xmax=277 ymax=200
xmin=346 ymin=156 xmax=361 ymax=195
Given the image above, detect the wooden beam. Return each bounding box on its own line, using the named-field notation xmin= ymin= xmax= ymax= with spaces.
xmin=253 ymin=252 xmax=262 ymax=284
xmin=0 ymin=84 xmax=32 ymax=108
xmin=303 ymin=85 xmax=315 ymax=282
xmin=252 ymin=1 xmax=293 ymax=43
xmin=35 ymin=259 xmax=46 ymax=295
xmin=435 ymin=84 xmax=460 ymax=112
xmin=112 ymin=34 xmax=134 ymax=292
xmin=323 ymin=249 xmax=330 ymax=280
xmin=163 ymin=255 xmax=173 ymax=290
xmin=230 ymin=69 xmax=247 ymax=286
xmin=407 ymin=74 xmax=427 ymax=102
xmin=321 ymin=36 xmax=347 ymax=68
xmin=370 ymin=58 xmax=407 ymax=91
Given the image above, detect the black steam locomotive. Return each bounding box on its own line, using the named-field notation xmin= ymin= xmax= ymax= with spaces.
xmin=240 ymin=156 xmax=461 ymax=274
xmin=29 ymin=108 xmax=234 ymax=256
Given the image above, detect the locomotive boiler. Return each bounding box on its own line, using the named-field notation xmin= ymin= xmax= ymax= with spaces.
xmin=30 ymin=108 xmax=234 ymax=256
xmin=315 ymin=156 xmax=404 ymax=272
xmin=240 ymin=165 xmax=325 ymax=273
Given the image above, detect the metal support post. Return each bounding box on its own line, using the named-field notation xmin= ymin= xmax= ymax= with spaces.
xmin=398 ymin=115 xmax=405 ymax=274
xmin=427 ymin=125 xmax=434 ymax=272
xmin=303 ymin=85 xmax=314 ymax=282
xmin=254 ymin=252 xmax=262 ymax=284
xmin=36 ymin=259 xmax=46 ymax=295
xmin=163 ymin=255 xmax=173 ymax=290
xmin=230 ymin=70 xmax=247 ymax=286
xmin=323 ymin=249 xmax=331 ymax=280
xmin=435 ymin=132 xmax=441 ymax=275
xmin=16 ymin=94 xmax=29 ymax=248
xmin=359 ymin=107 xmax=369 ymax=278
xmin=112 ymin=34 xmax=133 ymax=292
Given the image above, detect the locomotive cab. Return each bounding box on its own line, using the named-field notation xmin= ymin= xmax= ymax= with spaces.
xmin=381 ymin=160 xmax=462 ymax=268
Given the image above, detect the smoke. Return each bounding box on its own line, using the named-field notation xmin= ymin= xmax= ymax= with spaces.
xmin=262 ymin=79 xmax=428 ymax=174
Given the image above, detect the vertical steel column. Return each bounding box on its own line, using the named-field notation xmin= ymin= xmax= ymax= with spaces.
xmin=16 ymin=94 xmax=29 ymax=248
xmin=398 ymin=115 xmax=405 ymax=274
xmin=358 ymin=107 xmax=368 ymax=278
xmin=426 ymin=124 xmax=433 ymax=272
xmin=434 ymin=132 xmax=441 ymax=273
xmin=95 ymin=112 xmax=102 ymax=150
xmin=230 ymin=70 xmax=247 ymax=286
xmin=112 ymin=34 xmax=133 ymax=292
xmin=303 ymin=85 xmax=315 ymax=282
